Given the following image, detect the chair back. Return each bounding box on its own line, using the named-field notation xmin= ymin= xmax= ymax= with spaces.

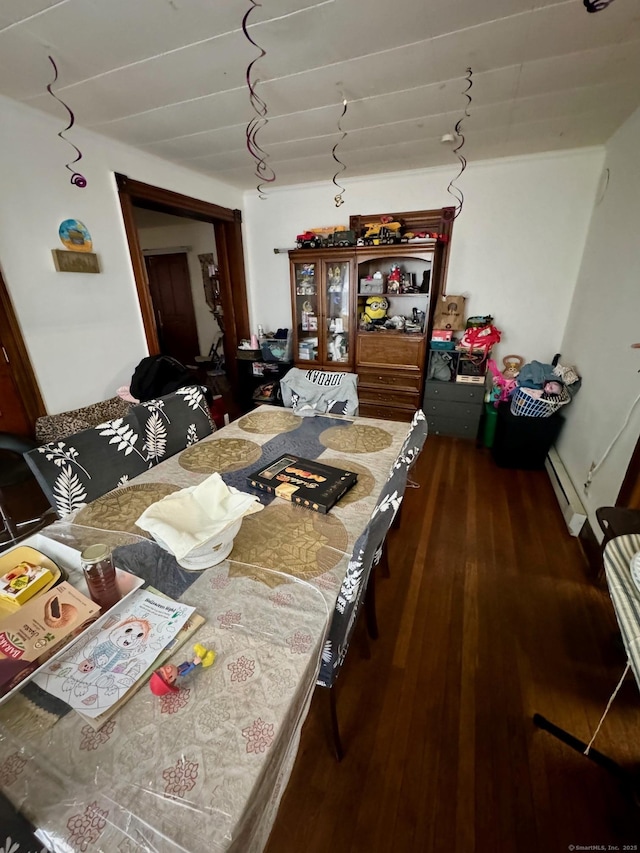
xmin=394 ymin=408 xmax=429 ymax=475
xmin=317 ymin=410 xmax=428 ymax=689
xmin=130 ymin=385 xmax=214 ymax=463
xmin=280 ymin=368 xmax=359 ymax=416
xmin=24 ymin=411 xmax=149 ymax=517
xmin=317 ymin=452 xmax=412 ymax=688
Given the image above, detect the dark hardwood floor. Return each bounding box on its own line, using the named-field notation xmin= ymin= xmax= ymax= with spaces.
xmin=265 ymin=436 xmax=640 ymax=853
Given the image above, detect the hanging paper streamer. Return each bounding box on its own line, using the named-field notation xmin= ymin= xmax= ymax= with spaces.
xmin=583 ymin=0 xmax=616 ymax=11
xmin=446 ymin=67 xmax=473 ymax=220
xmin=46 ymin=56 xmax=87 ymax=188
xmin=243 ymin=1 xmax=275 ymax=199
xmin=331 ymin=99 xmax=348 ymax=208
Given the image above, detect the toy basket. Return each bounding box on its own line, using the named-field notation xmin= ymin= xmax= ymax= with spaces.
xmin=510 ymin=385 xmax=570 ymax=418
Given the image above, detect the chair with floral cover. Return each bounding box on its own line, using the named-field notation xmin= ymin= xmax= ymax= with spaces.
xmin=129 ymin=384 xmax=214 ymax=463
xmin=24 ymin=386 xmax=214 ymax=517
xmin=364 ymin=408 xmax=429 ymax=633
xmin=316 ymin=409 xmax=428 ymax=759
xmin=24 ymin=411 xmax=150 ymax=517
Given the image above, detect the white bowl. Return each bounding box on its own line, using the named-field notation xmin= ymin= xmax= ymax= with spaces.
xmin=150 ymin=518 xmax=243 ymax=572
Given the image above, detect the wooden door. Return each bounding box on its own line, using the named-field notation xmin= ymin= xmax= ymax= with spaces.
xmin=0 ymin=271 xmax=45 ymax=436
xmin=0 ymin=343 xmax=31 ymax=434
xmin=145 ymin=253 xmax=199 ymax=366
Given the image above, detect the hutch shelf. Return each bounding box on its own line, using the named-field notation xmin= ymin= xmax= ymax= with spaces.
xmin=287 ymin=207 xmax=454 ymax=421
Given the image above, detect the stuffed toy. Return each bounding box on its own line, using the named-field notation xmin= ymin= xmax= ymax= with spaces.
xmin=361 ymin=296 xmax=389 ymax=326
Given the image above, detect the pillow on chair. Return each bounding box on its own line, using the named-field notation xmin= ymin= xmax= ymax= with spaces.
xmin=24 ymin=412 xmax=149 ymax=517
xmin=131 ymin=385 xmax=214 ymax=463
xmin=35 ymin=396 xmax=132 ymax=444
xmin=280 ymin=368 xmax=359 ymax=416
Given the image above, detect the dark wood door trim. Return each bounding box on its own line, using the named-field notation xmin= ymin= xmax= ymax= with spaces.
xmin=0 ymin=268 xmax=46 ymax=431
xmin=115 ymin=173 xmax=250 ymax=401
xmin=115 ymin=174 xmax=237 ymax=223
xmin=118 ymin=189 xmax=160 ymax=354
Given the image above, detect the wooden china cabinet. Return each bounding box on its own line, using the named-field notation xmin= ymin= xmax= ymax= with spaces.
xmin=288 ymin=207 xmax=454 ymax=421
xmin=288 ymin=250 xmax=356 ymax=369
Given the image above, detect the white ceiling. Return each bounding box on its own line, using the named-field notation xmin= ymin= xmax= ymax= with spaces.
xmin=1 ymin=0 xmax=639 ymax=190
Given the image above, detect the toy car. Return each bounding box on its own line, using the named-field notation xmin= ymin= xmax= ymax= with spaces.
xmin=296 ymin=231 xmax=323 ymax=249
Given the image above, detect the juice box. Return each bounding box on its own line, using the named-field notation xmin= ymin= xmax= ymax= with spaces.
xmin=0 ymin=561 xmax=54 ymax=606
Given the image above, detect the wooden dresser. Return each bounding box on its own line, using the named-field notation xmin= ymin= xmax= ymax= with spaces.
xmin=357 ymin=331 xmax=426 ymax=422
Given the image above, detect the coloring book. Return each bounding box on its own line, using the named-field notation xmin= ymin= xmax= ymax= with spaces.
xmin=34 ymin=589 xmax=194 ymax=718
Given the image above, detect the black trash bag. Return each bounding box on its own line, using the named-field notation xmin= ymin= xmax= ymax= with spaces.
xmin=130 ymin=355 xmax=197 ymax=402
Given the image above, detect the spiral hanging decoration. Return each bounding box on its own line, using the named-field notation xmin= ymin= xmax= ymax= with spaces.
xmin=46 ymin=56 xmax=87 ymax=188
xmin=331 ymin=99 xmax=348 ymax=208
xmin=446 ymin=67 xmax=473 ymax=220
xmin=583 ymin=0 xmax=616 ymax=11
xmin=243 ymin=1 xmax=275 ymax=198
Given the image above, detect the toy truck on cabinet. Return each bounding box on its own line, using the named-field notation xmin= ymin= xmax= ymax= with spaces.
xmin=296 ymin=231 xmax=323 ymax=249
xmin=324 ymin=229 xmax=356 ymax=248
xmin=358 ymin=221 xmax=403 ymax=246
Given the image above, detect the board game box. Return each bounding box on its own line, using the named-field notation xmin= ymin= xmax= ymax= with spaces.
xmin=247 ymin=454 xmax=357 ymax=514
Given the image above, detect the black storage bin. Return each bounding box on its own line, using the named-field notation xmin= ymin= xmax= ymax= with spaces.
xmin=492 ymin=402 xmax=564 ymax=469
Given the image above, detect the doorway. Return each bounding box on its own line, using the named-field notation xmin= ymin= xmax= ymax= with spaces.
xmin=144 ymin=252 xmax=199 ymax=366
xmin=116 ymin=174 xmax=250 ymax=407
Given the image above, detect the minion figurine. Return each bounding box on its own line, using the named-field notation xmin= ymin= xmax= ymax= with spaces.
xmin=361 ymin=296 xmax=389 ymax=327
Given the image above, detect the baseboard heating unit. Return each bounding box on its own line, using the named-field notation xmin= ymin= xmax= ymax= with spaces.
xmin=545 ymin=446 xmax=587 ymax=537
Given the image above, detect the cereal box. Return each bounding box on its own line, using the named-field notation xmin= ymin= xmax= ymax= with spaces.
xmin=0 ymin=581 xmax=100 ymax=697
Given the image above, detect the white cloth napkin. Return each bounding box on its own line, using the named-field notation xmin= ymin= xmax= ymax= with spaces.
xmin=135 ymin=473 xmax=263 ymax=561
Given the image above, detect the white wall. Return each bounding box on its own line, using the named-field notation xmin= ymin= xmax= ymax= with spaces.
xmin=242 ymin=149 xmax=603 ymax=365
xmin=557 ymin=105 xmax=640 ymax=533
xmin=0 ymin=95 xmax=241 ymax=414
xmin=136 ymin=220 xmax=220 ymax=358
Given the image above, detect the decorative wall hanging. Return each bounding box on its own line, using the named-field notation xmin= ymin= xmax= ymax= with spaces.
xmin=53 ymin=219 xmax=99 ymax=272
xmin=331 ymin=99 xmax=348 ymax=208
xmin=59 ymin=219 xmax=92 ymax=252
xmin=243 ymin=1 xmax=276 ymax=198
xmin=447 ymin=67 xmax=473 ymax=220
xmin=583 ymin=0 xmax=616 ymax=11
xmin=51 ymin=250 xmax=99 ymax=273
xmin=46 ymin=56 xmax=87 ymax=188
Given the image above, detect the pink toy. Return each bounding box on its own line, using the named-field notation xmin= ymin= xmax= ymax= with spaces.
xmin=487 ymin=359 xmax=517 ymax=406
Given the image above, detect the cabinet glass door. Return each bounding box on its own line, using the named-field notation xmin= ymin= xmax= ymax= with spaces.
xmin=324 ymin=261 xmax=351 ymax=364
xmin=293 ymin=262 xmax=320 ymax=363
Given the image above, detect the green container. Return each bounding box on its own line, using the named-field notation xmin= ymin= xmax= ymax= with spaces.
xmin=483 ymin=402 xmax=498 ymax=448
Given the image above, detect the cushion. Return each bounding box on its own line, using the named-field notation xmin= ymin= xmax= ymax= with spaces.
xmin=24 ymin=412 xmax=149 ymax=517
xmin=35 ymin=397 xmax=132 ymax=444
xmin=130 ymin=385 xmax=214 ymax=463
xmin=280 ymin=368 xmax=359 ymax=416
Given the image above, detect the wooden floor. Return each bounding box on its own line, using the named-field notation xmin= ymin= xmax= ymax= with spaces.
xmin=265 ymin=436 xmax=640 ymax=853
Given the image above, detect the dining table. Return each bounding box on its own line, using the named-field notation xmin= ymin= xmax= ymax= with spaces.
xmin=0 ymin=406 xmax=412 ymax=853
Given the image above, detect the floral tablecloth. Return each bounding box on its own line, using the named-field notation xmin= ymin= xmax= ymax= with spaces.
xmin=0 ymin=408 xmax=410 ymax=852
